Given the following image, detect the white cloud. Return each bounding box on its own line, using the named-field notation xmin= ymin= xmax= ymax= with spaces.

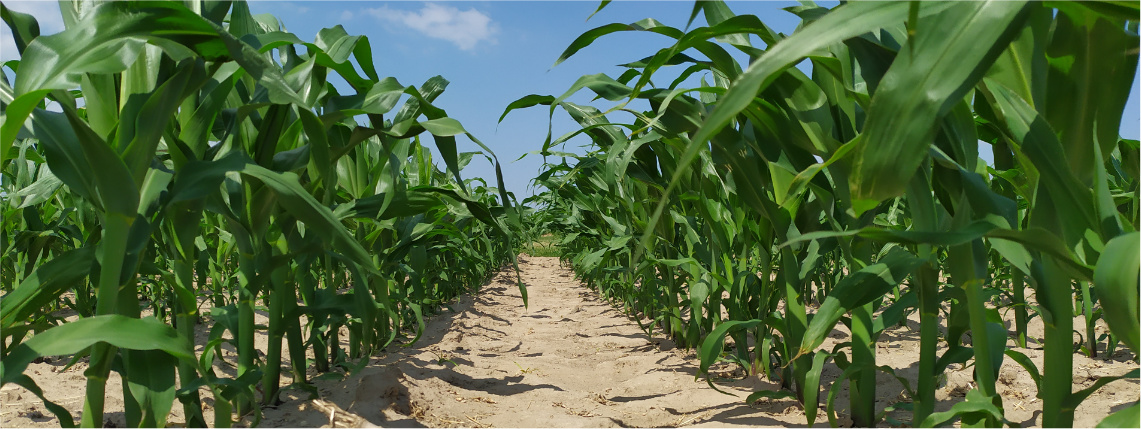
xmin=1 ymin=1 xmax=66 ymax=62
xmin=366 ymin=3 xmax=498 ymax=51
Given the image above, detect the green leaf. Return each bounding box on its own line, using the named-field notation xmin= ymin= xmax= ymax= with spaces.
xmin=803 ymin=350 xmax=830 ymax=426
xmin=168 ymin=151 xmax=248 ymax=204
xmin=1003 ymin=349 xmax=1042 ymax=393
xmin=119 ymin=60 xmax=206 ymax=184
xmin=498 ymin=94 xmax=555 ymax=124
xmin=333 ymin=190 xmax=442 ymax=220
xmin=13 ymin=164 xmax=64 ymax=209
xmin=983 ymin=3 xmax=1049 ymax=107
xmin=1094 ymin=232 xmax=1140 ymax=353
xmin=652 ymin=1 xmax=957 ymax=241
xmin=176 ymin=62 xmax=240 ymax=160
xmin=1097 ymin=401 xmax=1140 ymax=428
xmin=7 ymin=374 xmax=76 ymax=427
xmin=697 ymin=319 xmax=764 ymax=376
xmin=919 ymin=388 xmax=1005 ymax=427
xmin=782 ymin=218 xmax=1001 ymax=249
xmin=60 ymin=107 xmax=140 ymax=217
xmin=0 ymin=2 xmax=40 ymax=56
xmin=0 ymin=247 xmax=96 ymax=331
xmin=849 ymin=1 xmax=1030 ymax=209
xmin=1043 ymin=6 xmax=1139 ymax=185
xmin=239 ymin=163 xmax=381 ymax=279
xmin=688 ymin=1 xmax=955 ymax=175
xmin=1 ymin=315 xmax=197 ymax=386
xmin=985 ymin=227 xmax=1094 ymax=280
xmin=3 ymin=1 xmax=308 ymax=162
xmin=745 ymin=389 xmax=795 ymax=403
xmin=797 ymin=248 xmax=924 ymax=357
xmin=1063 ymin=368 xmax=1140 ymax=411
xmin=586 ymin=0 xmax=611 ymax=22
xmin=553 ymin=19 xmax=683 ymax=68
xmin=983 ymin=80 xmax=1100 ymax=245
xmin=123 ymin=349 xmax=178 ymax=428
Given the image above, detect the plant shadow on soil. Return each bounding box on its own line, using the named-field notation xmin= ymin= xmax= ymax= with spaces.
xmin=259 ymin=256 xmax=810 ymax=428
xmin=3 ymin=256 xmax=1137 ymax=428
xmin=258 ymin=253 xmax=1138 ymax=428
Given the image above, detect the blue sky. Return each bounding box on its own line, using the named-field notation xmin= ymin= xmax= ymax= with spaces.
xmin=2 ymin=1 xmax=1139 ymax=201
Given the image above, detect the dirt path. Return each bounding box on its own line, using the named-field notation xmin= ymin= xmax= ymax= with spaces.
xmin=260 ymin=255 xmax=802 ymax=428
xmin=4 ymin=255 xmax=1136 ymax=427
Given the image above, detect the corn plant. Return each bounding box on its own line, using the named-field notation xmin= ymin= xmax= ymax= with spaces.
xmin=519 ymin=1 xmax=1140 ymax=427
xmin=1 ymin=1 xmax=522 ymax=427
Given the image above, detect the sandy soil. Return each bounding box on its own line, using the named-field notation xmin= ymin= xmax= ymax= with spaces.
xmin=2 ymin=255 xmax=1138 ymax=427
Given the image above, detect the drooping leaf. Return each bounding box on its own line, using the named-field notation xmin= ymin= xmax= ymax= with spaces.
xmin=797 ymin=248 xmax=925 ymax=356
xmin=1094 ymin=232 xmax=1140 ymax=353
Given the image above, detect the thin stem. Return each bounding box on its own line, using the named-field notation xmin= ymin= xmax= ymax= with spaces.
xmin=81 ymin=213 xmax=132 ymax=428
